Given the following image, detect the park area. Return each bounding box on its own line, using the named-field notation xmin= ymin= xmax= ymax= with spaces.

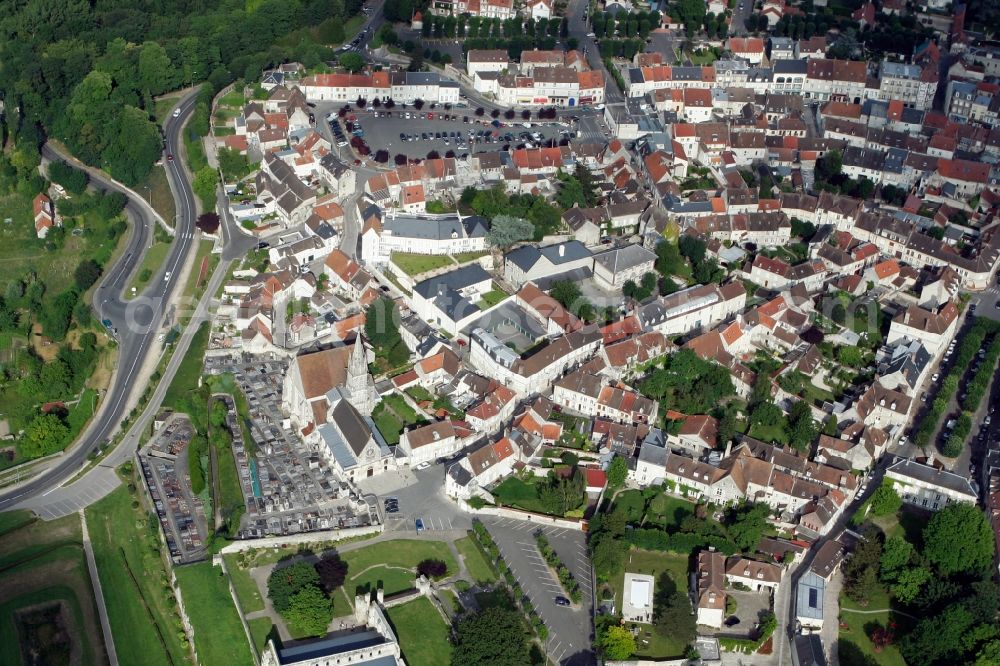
xmin=0 ymin=510 xmax=107 ymax=666
xmin=611 ymin=489 xmax=698 ymax=529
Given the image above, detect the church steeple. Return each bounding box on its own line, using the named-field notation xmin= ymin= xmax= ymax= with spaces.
xmin=347 ymin=336 xmax=373 ymax=416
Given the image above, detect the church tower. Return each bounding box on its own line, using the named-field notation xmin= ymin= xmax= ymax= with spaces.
xmin=347 ymin=336 xmax=374 ymax=416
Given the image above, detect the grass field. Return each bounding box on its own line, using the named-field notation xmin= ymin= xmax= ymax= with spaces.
xmin=610 ymin=548 xmax=690 ymax=659
xmin=390 ymin=252 xmax=454 ymax=276
xmin=491 ymin=475 xmax=583 ymax=515
xmin=452 ymin=251 xmax=489 ymax=264
xmin=181 ymin=240 xmax=218 ymax=307
xmin=175 ymin=562 xmax=254 ymax=665
xmin=387 ymin=597 xmax=452 ymax=666
xmin=141 ymin=164 xmax=177 ymax=226
xmin=611 ymin=489 xmax=697 ymax=530
xmin=224 ymin=554 xmax=266 ymax=612
xmin=478 ymin=288 xmax=509 ymax=310
xmin=0 ymin=509 xmax=35 ymax=536
xmin=87 ymin=479 xmax=190 ymax=665
xmin=248 ymin=616 xmax=273 ymax=652
xmin=0 ymin=511 xmax=105 ymax=666
xmin=328 ymin=539 xmax=458 ymax=615
xmin=455 ymin=536 xmax=497 ymax=584
xmin=162 ymin=321 xmax=210 ymax=410
xmin=127 ymin=239 xmax=171 ymax=297
xmin=839 ymin=586 xmax=910 ymax=666
xmin=372 ymin=393 xmax=424 ymax=445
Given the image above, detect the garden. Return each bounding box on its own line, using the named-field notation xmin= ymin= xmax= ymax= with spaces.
xmin=372 ymin=393 xmax=427 ymax=446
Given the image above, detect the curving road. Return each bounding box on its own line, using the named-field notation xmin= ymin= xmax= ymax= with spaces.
xmin=0 ymin=91 xmax=201 ymax=511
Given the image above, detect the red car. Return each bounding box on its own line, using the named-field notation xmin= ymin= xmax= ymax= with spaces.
xmin=166 ymin=154 xmax=174 ymax=161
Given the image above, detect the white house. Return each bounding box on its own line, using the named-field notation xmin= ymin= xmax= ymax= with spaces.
xmin=885 ymin=459 xmax=978 ymax=510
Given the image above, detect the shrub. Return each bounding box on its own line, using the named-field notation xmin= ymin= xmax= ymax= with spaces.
xmin=417 ymin=558 xmax=448 ymax=579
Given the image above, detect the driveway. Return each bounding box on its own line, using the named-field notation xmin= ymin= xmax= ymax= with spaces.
xmin=481 ymin=516 xmax=595 ymax=666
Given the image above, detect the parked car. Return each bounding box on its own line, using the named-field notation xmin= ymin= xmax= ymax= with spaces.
xmin=554 ymin=596 xmax=571 ymax=607
xmin=415 ymin=518 xmax=424 ymax=533
xmin=415 ymin=461 xmax=431 ymax=470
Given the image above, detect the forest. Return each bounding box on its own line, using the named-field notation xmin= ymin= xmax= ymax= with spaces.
xmin=0 ymin=0 xmax=361 ymax=185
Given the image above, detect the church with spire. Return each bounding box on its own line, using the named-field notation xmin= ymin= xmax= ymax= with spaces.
xmin=282 ymin=336 xmax=392 ymax=481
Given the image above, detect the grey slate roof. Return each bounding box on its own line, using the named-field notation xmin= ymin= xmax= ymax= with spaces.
xmin=887 ymin=458 xmax=978 ymax=498
xmin=506 ymin=240 xmax=592 ymax=272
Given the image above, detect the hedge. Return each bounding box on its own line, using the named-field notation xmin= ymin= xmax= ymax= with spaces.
xmin=626 ymin=528 xmax=739 ymax=556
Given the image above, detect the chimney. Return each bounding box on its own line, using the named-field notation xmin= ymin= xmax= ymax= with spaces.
xmin=724 ymin=440 xmax=733 ymax=458
xmin=559 ymin=244 xmax=565 ymax=257
xmin=927 ymin=452 xmax=935 ymax=466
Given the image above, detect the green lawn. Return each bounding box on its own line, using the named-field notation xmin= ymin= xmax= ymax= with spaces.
xmin=86 ymin=481 xmax=190 ymax=666
xmin=452 ymin=251 xmax=489 ymax=264
xmin=0 ymin=585 xmax=98 ymax=666
xmin=127 ymin=239 xmax=171 ymax=297
xmin=248 ymin=616 xmax=273 ymax=652
xmin=162 ymin=320 xmax=210 ymax=410
xmin=224 ymin=554 xmax=265 ymax=613
xmin=387 ymin=597 xmax=453 ymax=666
xmin=0 ymin=509 xmax=35 ymax=536
xmin=839 ymin=586 xmax=910 ymax=666
xmin=218 ymin=90 xmax=246 ymax=109
xmin=331 ymin=539 xmax=458 ymax=616
xmin=610 ymin=548 xmax=690 ymax=659
xmin=492 ymin=476 xmax=551 ymax=514
xmin=749 ymin=421 xmax=790 ymax=446
xmin=405 ymin=385 xmax=434 ymax=403
xmin=611 ymin=489 xmax=647 ymax=523
xmin=390 ymin=252 xmax=454 ymax=276
xmin=372 ymin=394 xmax=424 ymax=445
xmin=174 ymin=562 xmax=255 ymax=665
xmin=455 ymin=536 xmax=497 ymax=584
xmin=646 ymin=494 xmax=697 ymax=531
xmin=181 ymin=239 xmax=219 ymax=309
xmin=478 ymin=288 xmax=509 ymax=310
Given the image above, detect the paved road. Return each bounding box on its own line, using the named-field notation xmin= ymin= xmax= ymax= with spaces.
xmin=567 ymin=0 xmax=625 ymax=104
xmin=481 ymin=517 xmax=595 ymax=666
xmin=20 ymin=256 xmax=234 ymax=519
xmin=0 ymin=92 xmax=202 ymax=512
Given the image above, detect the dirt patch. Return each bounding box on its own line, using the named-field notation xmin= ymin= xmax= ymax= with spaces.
xmin=29 ymin=324 xmax=60 ymax=363
xmin=16 ymin=600 xmax=77 ymax=666
xmin=86 ymin=346 xmax=116 ymax=393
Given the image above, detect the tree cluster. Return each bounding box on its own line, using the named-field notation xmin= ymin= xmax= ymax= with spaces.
xmin=266 ymin=558 xmax=341 ymax=637
xmin=465 ymin=185 xmax=562 ymax=241
xmin=2 ymin=0 xmax=362 ymax=185
xmin=844 ymin=504 xmax=999 ymax=665
xmin=640 ymin=348 xmax=736 ymax=414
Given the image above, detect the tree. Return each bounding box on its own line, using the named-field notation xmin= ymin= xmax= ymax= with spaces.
xmin=283 ymin=585 xmax=333 ymax=637
xmin=786 ymin=400 xmax=817 ymax=451
xmin=47 ymin=159 xmax=88 ymax=195
xmin=267 ymin=562 xmax=321 ymax=613
xmin=73 ymin=259 xmax=102 ymax=291
xmin=192 ymin=166 xmax=218 ymax=210
xmin=18 ymin=413 xmax=70 ymax=458
xmin=607 ymin=456 xmax=627 ymax=489
xmin=138 ymin=41 xmax=174 ymax=95
xmin=599 ymin=625 xmax=636 ymax=660
xmin=452 ymin=607 xmax=530 ymax=666
xmin=486 ymin=214 xmax=534 ymax=251
xmin=365 ymin=297 xmax=402 ymax=358
xmin=868 ymin=482 xmax=902 ymax=517
xmin=889 ymin=566 xmax=931 ymax=604
xmin=844 ymin=529 xmax=884 ymax=606
xmin=879 ymin=536 xmax=914 ymax=577
xmin=314 ymin=554 xmax=348 ymax=594
xmin=195 ymin=212 xmax=220 ymax=234
xmin=725 ymin=502 xmax=771 ymax=551
xmin=924 ymin=503 xmax=995 ymax=575
xmin=417 ymin=558 xmax=448 ymax=579
xmin=591 ymin=534 xmax=626 ymax=578
xmin=816 ymin=149 xmax=843 ymax=183
xmin=652 ymin=572 xmax=695 ymax=643
xmin=339 ymin=52 xmax=365 ymax=73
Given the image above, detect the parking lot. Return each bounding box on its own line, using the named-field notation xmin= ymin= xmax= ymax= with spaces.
xmin=347 ymin=108 xmax=574 ymax=159
xmin=481 ymin=516 xmax=595 ymax=666
xmin=357 ymin=461 xmax=472 ymax=535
